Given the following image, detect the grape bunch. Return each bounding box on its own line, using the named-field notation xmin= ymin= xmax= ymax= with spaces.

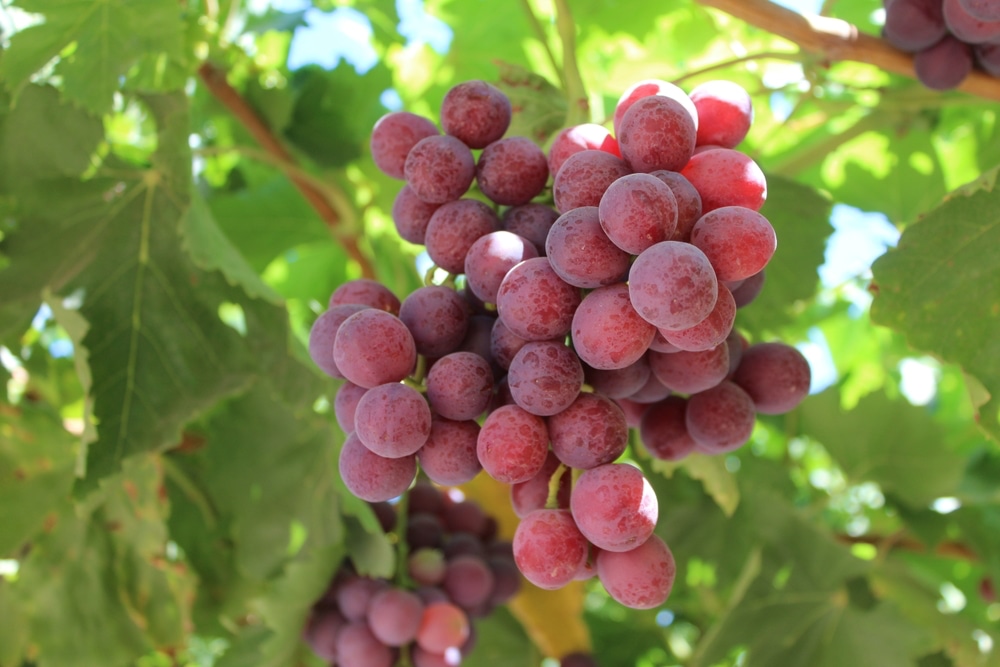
xmin=304 ymin=482 xmax=520 ymax=667
xmin=309 ymin=76 xmax=811 ymax=613
xmin=882 ymin=0 xmax=1000 ymax=90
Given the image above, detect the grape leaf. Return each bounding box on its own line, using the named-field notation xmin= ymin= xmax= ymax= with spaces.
xmin=0 ymin=579 xmax=27 ymax=667
xmin=495 ymin=61 xmax=567 ymax=145
xmin=799 ymin=389 xmax=966 ymax=507
xmin=0 ymin=0 xmax=185 ymax=115
xmin=465 ymin=607 xmax=542 ymax=667
xmin=0 ymin=401 xmax=76 ymax=556
xmin=871 ymin=168 xmax=1000 ymax=442
xmin=649 ymin=451 xmax=740 ymax=517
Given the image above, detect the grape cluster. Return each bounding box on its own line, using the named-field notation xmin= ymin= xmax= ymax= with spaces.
xmin=309 ymin=76 xmax=811 ymax=612
xmin=882 ymin=0 xmax=1000 ymax=90
xmin=304 ymin=482 xmax=520 ymax=666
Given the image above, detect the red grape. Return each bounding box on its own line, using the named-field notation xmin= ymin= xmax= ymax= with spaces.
xmin=570 ymin=463 xmax=657 ymax=552
xmin=440 ymin=80 xmax=511 ymax=149
xmin=597 ymin=534 xmax=676 ymax=609
xmin=404 ymin=134 xmax=476 ymax=204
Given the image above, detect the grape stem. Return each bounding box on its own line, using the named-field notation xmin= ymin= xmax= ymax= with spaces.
xmin=545 ymin=463 xmax=568 ymax=509
xmin=519 ymin=0 xmax=567 ymax=89
xmin=196 ymin=62 xmax=378 ymax=278
xmin=670 ymin=51 xmax=809 ymax=85
xmin=553 ymin=0 xmax=590 ymax=125
xmin=693 ymin=0 xmax=1000 ymax=102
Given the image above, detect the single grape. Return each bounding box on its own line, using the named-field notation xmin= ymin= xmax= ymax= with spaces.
xmin=680 ymin=148 xmax=767 ymax=213
xmin=477 ymin=404 xmax=549 ymax=484
xmin=333 ymin=309 xmax=417 ymax=388
xmin=476 ymin=136 xmax=549 ymax=206
xmin=409 ymin=547 xmax=447 ymax=586
xmin=392 ymin=184 xmax=442 ymax=245
xmin=944 ymin=0 xmax=1000 ymax=42
xmin=464 ymin=230 xmax=539 ymax=304
xmin=627 ymin=370 xmax=673 ymax=404
xmin=615 ymin=397 xmax=649 ymax=427
xmin=572 ymin=283 xmax=657 ymax=370
xmin=548 ymin=123 xmax=621 ymax=177
xmin=617 ymin=95 xmax=697 ymax=173
xmin=914 ymin=36 xmax=973 ymax=91
xmin=330 ymin=279 xmax=401 ymax=314
xmin=308 ymin=304 xmax=368 ymax=378
xmin=731 ymin=269 xmax=766 ymax=308
xmin=370 ymin=111 xmax=439 ymax=180
xmin=416 ymin=602 xmax=471 ymax=654
xmin=597 ymin=534 xmax=676 ymax=609
xmin=598 ymin=173 xmax=679 ymax=255
xmin=407 ymin=513 xmax=446 ymax=550
xmin=648 ymin=343 xmax=730 ymax=395
xmin=660 ymin=284 xmax=736 ymax=353
xmin=585 ymin=356 xmax=652 ymax=399
xmin=570 ymin=463 xmax=657 ymax=552
xmin=976 ymin=42 xmax=1000 ymax=76
xmin=552 ymin=149 xmax=631 ymax=213
xmin=690 ymin=206 xmax=777 ymax=282
xmin=612 ymin=78 xmax=699 ymax=136
xmin=685 ymin=381 xmax=756 ymax=453
xmin=404 ymin=134 xmax=476 ymax=204
xmin=354 ymin=382 xmax=432 ymax=458
xmin=490 ymin=317 xmax=533 ymax=371
xmin=732 ymin=341 xmax=811 ymax=414
xmin=339 ymin=432 xmax=417 ymax=502
xmin=883 ymin=0 xmax=947 ymax=51
xmin=458 ymin=313 xmax=500 ymax=377
xmin=408 ymin=481 xmax=446 ymax=517
xmin=496 ymin=257 xmax=582 ymax=341
xmin=442 ymin=532 xmax=487 ymax=561
xmin=507 ymin=341 xmax=584 ymax=416
xmin=336 ymin=621 xmax=395 ymax=667
xmin=512 ymin=509 xmax=590 ymax=589
xmin=304 ymin=607 xmax=346 ymax=662
xmin=443 ymin=555 xmax=496 ymax=610
xmin=444 ymin=500 xmax=490 ymax=537
xmin=426 ymin=352 xmax=494 ymax=421
xmin=648 ymin=329 xmax=682 ymax=354
xmin=649 ymin=170 xmax=703 ymax=242
xmin=488 ymin=554 xmax=523 ymax=605
xmin=335 ymin=574 xmax=390 ymax=621
xmin=424 ymin=198 xmax=500 ymax=274
xmin=417 ymin=417 xmax=482 ymax=486
xmin=367 ymin=587 xmax=425 ymax=646
xmin=548 ymin=392 xmax=629 ymax=470
xmin=545 ymin=206 xmax=632 ymax=289
xmin=368 ymin=500 xmax=397 ymax=533
xmin=500 ymin=203 xmax=560 ymax=255
xmin=689 ymin=80 xmax=753 ymax=149
xmin=399 ymin=285 xmax=472 ymax=358
xmin=440 ymin=80 xmax=511 ymax=149
xmin=639 ymin=396 xmax=698 ymax=461
xmin=628 ymin=241 xmax=718 ymax=331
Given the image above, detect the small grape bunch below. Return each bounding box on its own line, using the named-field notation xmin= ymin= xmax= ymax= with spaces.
xmin=881 ymin=0 xmax=1000 ymax=90
xmin=310 ymin=74 xmax=812 ymax=615
xmin=303 ymin=482 xmax=520 ymax=667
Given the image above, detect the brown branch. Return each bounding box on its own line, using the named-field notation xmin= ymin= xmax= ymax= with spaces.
xmin=196 ymin=62 xmax=376 ymax=279
xmin=695 ymin=0 xmax=1000 ymax=103
xmin=836 ymin=533 xmax=979 ymax=561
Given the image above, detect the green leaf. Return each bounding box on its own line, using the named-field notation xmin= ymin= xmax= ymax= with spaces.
xmin=871 ymin=169 xmax=1000 ymax=442
xmin=495 ymin=61 xmax=567 ymax=144
xmin=0 ymin=578 xmax=28 ymax=667
xmin=0 ymin=84 xmax=103 ymax=192
xmin=0 ymin=0 xmax=185 ymax=115
xmin=799 ymin=389 xmax=966 ymax=507
xmin=649 ymin=452 xmax=740 ymax=517
xmin=464 ymin=606 xmax=541 ymax=667
xmin=0 ymin=402 xmax=76 ymax=556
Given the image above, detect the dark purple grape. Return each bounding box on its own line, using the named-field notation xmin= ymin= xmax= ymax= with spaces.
xmin=424 ymin=198 xmax=499 ymax=274
xmin=883 ymin=0 xmax=947 ymax=51
xmin=476 ymin=136 xmax=549 ymax=206
xmin=440 ymin=80 xmax=511 ymax=149
xmin=914 ymin=36 xmax=973 ymax=91
xmin=404 ymin=134 xmax=476 ymax=204
xmin=370 ymin=111 xmax=439 ymax=179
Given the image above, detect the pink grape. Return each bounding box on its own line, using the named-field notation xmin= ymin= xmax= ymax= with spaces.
xmin=490 ymin=317 xmax=533 ymax=371
xmin=512 ymin=509 xmax=589 ymax=589
xmin=585 ymin=356 xmax=652 ymax=399
xmin=639 ymin=396 xmax=698 ymax=461
xmin=304 ymin=608 xmax=345 ymax=662
xmin=440 ymin=80 xmax=511 ymax=149
xmin=404 ymin=134 xmax=476 ymax=204
xmin=944 ymin=0 xmax=1000 ymax=42
xmin=660 ymin=284 xmax=736 ymax=353
xmin=570 ymin=463 xmax=658 ymax=552
xmin=617 ymin=95 xmax=697 ymax=173
xmin=615 ymin=397 xmax=649 ymax=427
xmin=354 ymin=382 xmax=431 ymax=458
xmin=370 ymin=111 xmax=439 ymax=179
xmin=685 ymin=381 xmax=756 ymax=453
xmin=333 ymin=309 xmax=417 ymax=388
xmin=417 ymin=417 xmax=482 ymax=486
xmin=416 ymin=602 xmax=471 ymax=654
xmin=399 ymin=285 xmax=471 ymax=358
xmin=690 ymin=206 xmax=777 ymax=282
xmin=409 ymin=548 xmax=447 ymax=586
xmin=732 ymin=341 xmax=811 ymax=414
xmin=510 ymin=451 xmax=571 ymax=518
xmin=424 ymin=198 xmax=499 ymax=274
xmin=598 ymin=173 xmax=679 ymax=255
xmin=308 ymin=304 xmax=368 ymax=378
xmin=572 ymin=283 xmax=657 ymax=370
xmin=367 ymin=587 xmax=425 ymax=646
xmin=548 ymin=392 xmax=629 ymax=470
xmin=976 ymin=42 xmax=1000 ymax=76
xmin=335 ymin=574 xmax=390 ymax=621
xmin=329 ymin=279 xmax=401 ymax=314
xmin=960 ymin=0 xmax=1000 ymax=20
xmin=627 ymin=370 xmax=673 ymax=404
xmin=496 ymin=257 xmax=582 ymax=341
xmin=628 ymin=241 xmax=718 ymax=331
xmin=612 ymin=78 xmax=699 ymax=136
xmin=476 ymin=136 xmax=549 ymax=206
xmin=443 ymin=555 xmax=495 ymax=610
xmin=545 ymin=206 xmax=632 ymax=289
xmin=689 ymin=80 xmax=753 ymax=149
xmin=732 ymin=269 xmax=766 ymax=308
xmin=883 ymin=0 xmax=947 ymax=51
xmin=477 ymin=404 xmax=549 ymax=484
xmin=464 ymin=231 xmax=539 ymax=304
xmin=331 ymin=378 xmax=369 ymax=434
xmin=507 ymin=341 xmax=584 ymax=416
xmin=649 ymin=170 xmax=703 ymax=242
xmin=392 ymin=185 xmax=442 ymax=245
xmin=426 ymin=352 xmax=494 ymax=421
xmin=501 ymin=203 xmax=560 ymax=254
xmin=597 ymin=534 xmax=676 ymax=609
xmin=339 ymin=432 xmax=417 ymax=502
xmin=552 ymin=149 xmax=631 ymax=213
xmin=648 ymin=342 xmax=730 ymax=395
xmin=336 ymin=621 xmax=394 ymax=667
xmin=548 ymin=123 xmax=621 ymax=177
xmin=914 ymin=36 xmax=973 ymax=91
xmin=681 ymin=148 xmax=767 ymax=213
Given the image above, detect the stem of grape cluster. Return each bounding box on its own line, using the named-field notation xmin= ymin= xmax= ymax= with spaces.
xmin=553 ymin=0 xmax=590 ymax=125
xmin=546 ymin=463 xmax=568 ymax=509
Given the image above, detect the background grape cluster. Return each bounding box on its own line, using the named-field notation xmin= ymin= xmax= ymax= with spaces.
xmin=882 ymin=0 xmax=1000 ymax=89
xmin=309 ymin=75 xmax=812 ymax=621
